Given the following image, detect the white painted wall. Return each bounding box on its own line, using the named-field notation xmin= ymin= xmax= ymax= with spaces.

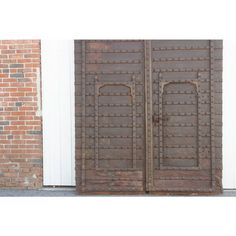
xmin=223 ymin=40 xmax=236 ymax=189
xmin=42 ymin=40 xmax=75 ymax=186
xmin=41 ymin=40 xmax=236 ymax=188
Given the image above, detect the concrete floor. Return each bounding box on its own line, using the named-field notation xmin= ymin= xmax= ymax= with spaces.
xmin=0 ymin=187 xmax=77 ymax=197
xmin=0 ymin=188 xmax=236 ymax=197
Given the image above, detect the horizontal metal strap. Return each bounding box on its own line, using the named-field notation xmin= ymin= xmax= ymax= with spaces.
xmin=83 ymin=82 xmax=143 ymax=85
xmin=161 ymin=134 xmax=209 ymax=137
xmin=98 ymin=104 xmax=133 ymax=107
xmin=86 ymin=93 xmax=142 ymax=96
xmin=83 ymin=124 xmax=142 ymax=128
xmin=155 ymin=156 xmax=197 ymax=159
xmin=93 ymin=103 xmax=143 ymax=107
xmin=153 ymin=57 xmax=210 ymax=62
xmin=163 ymin=123 xmax=213 ymax=126
xmin=86 ymin=60 xmax=142 ymax=64
xmin=153 ymin=69 xmax=210 ymax=73
xmin=85 ymin=146 xmax=143 ymax=149
xmin=154 ymin=90 xmax=220 ymax=94
xmin=152 ymin=46 xmax=210 ymax=51
xmin=153 ymin=79 xmax=221 ymax=83
xmin=157 ymin=177 xmax=209 ymax=180
xmin=86 ymin=135 xmax=142 ymax=138
xmin=153 ymin=91 xmax=196 ymax=94
xmin=85 ymin=49 xmax=143 ymax=53
xmin=162 ymin=123 xmax=198 ymax=127
xmin=86 ymin=71 xmax=142 ymax=75
xmin=87 ymin=103 xmax=133 ymax=107
xmin=159 ymin=101 xmax=197 ymax=105
xmin=76 ymin=114 xmax=143 ymax=117
xmin=163 ymin=145 xmax=198 ymax=148
xmin=161 ymin=112 xmax=198 ymax=116
xmin=98 ymin=113 xmax=142 ymax=117
xmin=86 ymin=40 xmax=142 ymax=42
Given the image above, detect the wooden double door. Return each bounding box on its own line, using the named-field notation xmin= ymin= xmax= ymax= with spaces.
xmin=75 ymin=40 xmax=222 ymax=194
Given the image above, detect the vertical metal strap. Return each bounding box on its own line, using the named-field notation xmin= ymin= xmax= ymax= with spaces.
xmin=210 ymin=40 xmax=216 ymax=190
xmin=158 ymin=72 xmax=163 ymax=168
xmin=144 ymin=41 xmax=153 ymax=190
xmin=81 ymin=41 xmax=86 ymax=190
xmin=132 ymin=75 xmax=137 ymax=169
xmin=197 ymin=71 xmax=201 ymax=167
xmin=95 ymin=76 xmax=99 ymax=169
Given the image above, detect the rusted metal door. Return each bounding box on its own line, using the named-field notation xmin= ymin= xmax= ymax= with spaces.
xmin=75 ymin=40 xmax=222 ymax=194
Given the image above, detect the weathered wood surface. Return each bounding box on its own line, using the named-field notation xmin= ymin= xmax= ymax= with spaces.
xmin=75 ymin=40 xmax=222 ymax=195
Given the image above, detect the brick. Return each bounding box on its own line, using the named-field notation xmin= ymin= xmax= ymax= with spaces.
xmin=10 ymin=73 xmax=24 ymax=78
xmin=0 ymin=64 xmax=8 ymax=68
xmin=0 ymin=55 xmax=8 ymax=59
xmin=3 ymin=59 xmax=17 ymax=63
xmin=11 ymin=121 xmax=25 ymax=125
xmin=0 ymin=45 xmax=8 ymax=50
xmin=10 ymin=64 xmax=24 ymax=68
xmin=7 ymin=135 xmax=13 ymax=139
xmin=9 ymin=45 xmax=24 ymax=49
xmin=27 ymin=130 xmax=42 ymax=135
xmin=9 ymin=54 xmax=23 ymax=59
xmin=18 ymin=87 xmax=32 ymax=92
xmin=10 ymin=69 xmax=17 ymax=73
xmin=18 ymin=78 xmax=32 ymax=82
xmin=11 ymin=82 xmax=24 ymax=87
xmin=1 ymin=50 xmax=15 ymax=54
xmin=0 ymin=73 xmax=8 ymax=78
xmin=24 ymin=54 xmax=40 ymax=59
xmin=15 ymin=102 xmax=23 ymax=107
xmin=0 ymin=121 xmax=9 ymax=126
xmin=29 ymin=159 xmax=43 ymax=165
xmin=4 ymin=88 xmax=18 ymax=92
xmin=17 ymin=59 xmax=32 ymax=63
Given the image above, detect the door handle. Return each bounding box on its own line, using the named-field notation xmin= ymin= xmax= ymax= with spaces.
xmin=152 ymin=114 xmax=169 ymax=125
xmin=152 ymin=114 xmax=160 ymax=124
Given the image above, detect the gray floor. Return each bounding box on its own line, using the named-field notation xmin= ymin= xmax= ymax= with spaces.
xmin=0 ymin=188 xmax=236 ymax=197
xmin=0 ymin=187 xmax=77 ymax=197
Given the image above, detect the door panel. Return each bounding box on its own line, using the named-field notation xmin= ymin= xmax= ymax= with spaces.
xmin=148 ymin=40 xmax=222 ymax=193
xmin=161 ymin=81 xmax=199 ymax=168
xmin=75 ymin=40 xmax=146 ymax=193
xmin=75 ymin=40 xmax=222 ymax=194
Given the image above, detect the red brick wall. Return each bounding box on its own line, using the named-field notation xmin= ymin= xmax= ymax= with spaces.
xmin=0 ymin=40 xmax=42 ymax=188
